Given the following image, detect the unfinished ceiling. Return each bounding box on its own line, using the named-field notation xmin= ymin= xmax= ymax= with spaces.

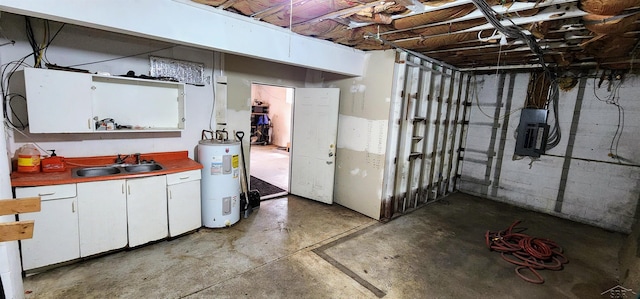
xmin=191 ymin=0 xmax=640 ymax=70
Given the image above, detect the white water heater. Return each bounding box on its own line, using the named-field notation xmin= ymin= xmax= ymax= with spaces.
xmin=198 ymin=139 xmax=241 ymax=228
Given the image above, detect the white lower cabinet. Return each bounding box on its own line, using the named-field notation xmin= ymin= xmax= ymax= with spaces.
xmin=126 ymin=175 xmax=168 ymax=247
xmin=166 ymin=170 xmax=202 ymax=237
xmin=77 ymin=180 xmax=128 ymax=257
xmin=15 ymin=171 xmax=196 ymax=270
xmin=15 ymin=184 xmax=80 ymax=271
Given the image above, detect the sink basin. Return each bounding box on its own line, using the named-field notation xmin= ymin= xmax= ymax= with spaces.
xmin=123 ymin=163 xmax=163 ymax=173
xmin=74 ymin=166 xmax=121 ymax=177
xmin=72 ymin=162 xmax=163 ymax=178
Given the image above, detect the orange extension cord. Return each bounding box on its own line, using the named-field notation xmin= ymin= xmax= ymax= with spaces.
xmin=485 ymin=220 xmax=569 ymax=284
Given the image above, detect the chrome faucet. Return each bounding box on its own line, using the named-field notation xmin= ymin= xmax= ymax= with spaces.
xmin=134 ymin=153 xmax=141 ymax=164
xmin=115 ymin=154 xmax=129 ymax=164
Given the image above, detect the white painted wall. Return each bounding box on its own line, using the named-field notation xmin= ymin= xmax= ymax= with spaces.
xmin=0 ymin=115 xmax=24 ymax=299
xmin=1 ymin=13 xmax=216 ymax=161
xmin=0 ymin=0 xmax=366 ymax=77
xmin=0 ymin=13 xmax=368 ymax=298
xmin=222 ymin=55 xmax=322 ymax=175
xmin=459 ymin=72 xmax=640 ymax=233
xmin=226 ymin=52 xmax=399 ymax=219
xmin=325 ymin=51 xmax=397 ymax=220
xmin=251 ymin=85 xmax=292 ymax=148
xmin=0 ymin=14 xmax=24 ymax=298
xmin=0 ymin=15 xmax=221 ymax=297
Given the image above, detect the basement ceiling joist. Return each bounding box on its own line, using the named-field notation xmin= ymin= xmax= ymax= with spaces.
xmin=191 ymin=0 xmax=640 ymax=71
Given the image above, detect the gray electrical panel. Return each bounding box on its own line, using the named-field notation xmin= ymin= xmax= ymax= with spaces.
xmin=515 ymin=109 xmax=549 ymax=157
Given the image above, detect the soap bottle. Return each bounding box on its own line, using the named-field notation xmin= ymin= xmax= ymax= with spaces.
xmin=41 ymin=150 xmax=66 ymax=173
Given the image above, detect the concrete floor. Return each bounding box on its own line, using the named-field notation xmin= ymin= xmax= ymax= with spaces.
xmin=249 ymin=144 xmax=289 ymax=191
xmin=23 ymin=193 xmax=625 ymax=298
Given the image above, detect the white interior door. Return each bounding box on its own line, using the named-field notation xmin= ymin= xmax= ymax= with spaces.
xmin=290 ymin=88 xmax=340 ymax=204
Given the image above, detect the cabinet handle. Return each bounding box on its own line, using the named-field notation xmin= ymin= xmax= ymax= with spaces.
xmin=122 ymin=183 xmax=125 ymax=194
xmin=128 ymin=185 xmax=131 ymax=195
xmin=179 ymin=176 xmax=190 ymax=180
xmin=38 ymin=192 xmax=55 ymax=196
xmin=169 ymin=190 xmax=172 ymax=199
xmin=88 ymin=118 xmax=91 ymax=129
xmin=72 ymin=202 xmax=75 ymax=213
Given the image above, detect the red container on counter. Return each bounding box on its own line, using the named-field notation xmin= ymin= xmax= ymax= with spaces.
xmin=41 ymin=150 xmax=66 ymax=173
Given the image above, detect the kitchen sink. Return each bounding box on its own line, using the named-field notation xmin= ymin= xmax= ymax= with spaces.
xmin=123 ymin=163 xmax=163 ymax=173
xmin=74 ymin=166 xmax=121 ymax=177
xmin=72 ymin=163 xmax=164 ymax=178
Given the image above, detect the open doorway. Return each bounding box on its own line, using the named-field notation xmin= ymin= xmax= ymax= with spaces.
xmin=249 ymin=83 xmax=293 ymax=200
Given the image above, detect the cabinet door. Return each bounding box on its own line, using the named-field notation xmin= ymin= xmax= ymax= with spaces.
xmin=15 ymin=184 xmax=80 ymax=271
xmin=127 ymin=176 xmax=168 ymax=247
xmin=168 ymin=180 xmax=202 ymax=237
xmin=77 ymin=180 xmax=128 ymax=257
xmin=23 ymin=68 xmax=93 ymax=133
xmin=18 ymin=198 xmax=80 ymax=270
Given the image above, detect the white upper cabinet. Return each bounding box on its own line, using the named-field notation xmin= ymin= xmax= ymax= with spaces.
xmin=12 ymin=68 xmax=186 ymax=133
xmin=16 ymin=68 xmax=94 ymax=133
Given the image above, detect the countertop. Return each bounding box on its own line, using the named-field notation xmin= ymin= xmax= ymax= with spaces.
xmin=11 ymin=151 xmax=203 ymax=187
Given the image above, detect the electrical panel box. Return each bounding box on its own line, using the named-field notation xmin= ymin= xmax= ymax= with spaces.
xmin=515 ymin=109 xmax=549 ymax=157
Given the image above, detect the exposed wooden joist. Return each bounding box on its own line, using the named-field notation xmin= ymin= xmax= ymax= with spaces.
xmin=390 ymin=3 xmax=585 ymax=44
xmin=184 ymin=0 xmax=640 ymax=70
xmin=294 ymin=1 xmax=384 ymax=26
xmin=250 ymin=0 xmax=306 ymax=20
xmin=379 ymin=0 xmax=580 ymax=37
xmin=349 ymin=0 xmax=477 ymax=29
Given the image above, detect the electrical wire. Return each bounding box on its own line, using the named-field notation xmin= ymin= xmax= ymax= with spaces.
xmin=64 ymin=45 xmax=176 ymax=68
xmin=209 ymin=52 xmax=216 ymax=132
xmin=25 ymin=17 xmax=42 ymax=68
xmin=592 ymin=71 xmax=625 ymax=163
xmin=3 ymin=18 xmax=175 ymax=132
xmin=470 ymin=0 xmax=561 ymax=150
xmin=43 ymin=21 xmax=66 ymax=65
xmin=6 ymin=94 xmax=27 ymax=129
xmin=2 ymin=18 xmax=66 ymax=130
xmin=470 ymin=75 xmax=523 ymax=121
xmin=2 ymin=55 xmax=34 ymax=129
xmin=3 ymin=119 xmax=50 ymax=155
xmin=5 ymin=119 xmax=113 ymax=164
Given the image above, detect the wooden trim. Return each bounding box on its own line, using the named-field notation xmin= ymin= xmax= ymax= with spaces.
xmin=0 ymin=197 xmax=41 ymax=216
xmin=0 ymin=220 xmax=35 ymax=242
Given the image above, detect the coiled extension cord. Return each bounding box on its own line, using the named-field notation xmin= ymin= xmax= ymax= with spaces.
xmin=485 ymin=220 xmax=569 ymax=284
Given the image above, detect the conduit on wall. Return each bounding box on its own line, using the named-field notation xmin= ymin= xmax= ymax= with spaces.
xmin=383 ymin=51 xmax=470 ymax=220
